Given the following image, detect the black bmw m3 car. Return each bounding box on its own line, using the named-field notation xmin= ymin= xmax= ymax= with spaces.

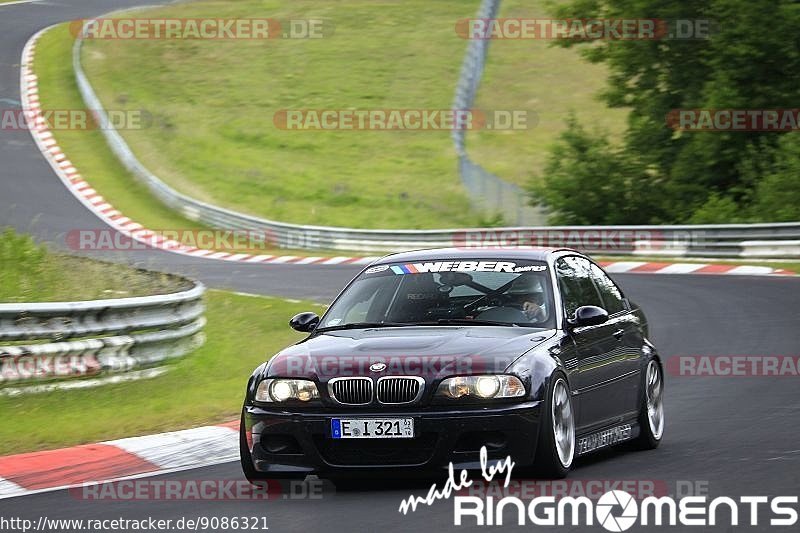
xmin=240 ymin=248 xmax=664 ymax=481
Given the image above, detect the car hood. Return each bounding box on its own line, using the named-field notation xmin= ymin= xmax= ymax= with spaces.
xmin=266 ymin=326 xmax=556 ymax=382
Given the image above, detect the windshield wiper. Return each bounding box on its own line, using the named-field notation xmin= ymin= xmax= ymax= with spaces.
xmin=417 ymin=318 xmax=520 ymax=327
xmin=317 ymin=319 xmax=527 ymax=332
xmin=315 ymin=321 xmax=414 ymax=332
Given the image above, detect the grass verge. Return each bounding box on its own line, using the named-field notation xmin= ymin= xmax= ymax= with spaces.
xmin=0 ymin=288 xmax=322 ymax=455
xmin=0 ymin=228 xmax=186 ymax=302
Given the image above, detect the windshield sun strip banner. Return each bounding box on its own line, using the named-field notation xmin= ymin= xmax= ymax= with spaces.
xmin=365 ymin=261 xmax=548 ymax=275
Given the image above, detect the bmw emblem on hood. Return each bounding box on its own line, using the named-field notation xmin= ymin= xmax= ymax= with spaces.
xmin=370 ymin=362 xmax=387 ymax=372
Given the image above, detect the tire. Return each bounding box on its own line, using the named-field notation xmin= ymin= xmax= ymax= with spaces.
xmin=239 ymin=409 xmax=268 ymax=484
xmin=239 ymin=408 xmax=307 ymax=484
xmin=533 ymin=372 xmax=575 ymax=479
xmin=633 ymin=358 xmax=665 ymax=450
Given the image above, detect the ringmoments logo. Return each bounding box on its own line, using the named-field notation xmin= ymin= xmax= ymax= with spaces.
xmin=596 ymin=490 xmax=638 ymax=531
xmin=398 ymin=450 xmax=800 ymax=528
xmin=452 ymin=491 xmax=799 ymax=528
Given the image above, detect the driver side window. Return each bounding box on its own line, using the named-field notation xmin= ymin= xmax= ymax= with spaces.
xmin=587 ymin=262 xmax=626 ymax=315
xmin=556 ymin=257 xmax=604 ymax=317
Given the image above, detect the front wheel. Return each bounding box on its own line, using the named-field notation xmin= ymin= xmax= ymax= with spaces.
xmin=239 ymin=408 xmax=307 ymax=485
xmin=633 ymin=359 xmax=665 ymax=449
xmin=533 ymin=373 xmax=575 ymax=478
xmin=239 ymin=409 xmax=267 ymax=484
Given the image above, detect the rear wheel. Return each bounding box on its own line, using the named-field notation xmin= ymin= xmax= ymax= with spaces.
xmin=533 ymin=373 xmax=575 ymax=478
xmin=633 ymin=359 xmax=665 ymax=449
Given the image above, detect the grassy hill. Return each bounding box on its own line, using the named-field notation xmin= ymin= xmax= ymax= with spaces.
xmin=468 ymin=0 xmax=627 ymax=188
xmin=72 ymin=0 xmax=624 ymax=228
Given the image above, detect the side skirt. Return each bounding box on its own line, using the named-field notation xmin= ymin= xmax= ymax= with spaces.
xmin=575 ymin=420 xmax=640 ymax=456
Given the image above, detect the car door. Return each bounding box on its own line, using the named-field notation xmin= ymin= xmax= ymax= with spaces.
xmin=585 ymin=261 xmax=643 ymax=418
xmin=555 ymin=256 xmax=628 ymax=430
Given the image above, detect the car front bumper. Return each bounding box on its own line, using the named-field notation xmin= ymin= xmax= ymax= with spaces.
xmin=243 ymin=401 xmax=542 ymax=476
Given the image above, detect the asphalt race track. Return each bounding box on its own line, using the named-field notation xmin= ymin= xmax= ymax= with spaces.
xmin=1 ymin=2 xmax=799 ymax=531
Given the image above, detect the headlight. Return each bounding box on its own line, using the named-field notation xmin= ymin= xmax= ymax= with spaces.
xmin=437 ymin=375 xmax=525 ymax=399
xmin=255 ymin=379 xmax=319 ymax=402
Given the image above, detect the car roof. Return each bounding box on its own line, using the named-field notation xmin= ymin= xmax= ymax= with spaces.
xmin=373 ymin=247 xmax=581 ymax=264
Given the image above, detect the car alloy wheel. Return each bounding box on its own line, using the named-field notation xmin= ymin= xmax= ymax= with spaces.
xmin=552 ymin=377 xmax=575 ymax=468
xmin=645 ymin=360 xmax=664 ymax=440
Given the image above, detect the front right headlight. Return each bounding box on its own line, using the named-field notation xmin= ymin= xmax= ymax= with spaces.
xmin=255 ymin=379 xmax=320 ymax=402
xmin=436 ymin=374 xmax=526 ymax=400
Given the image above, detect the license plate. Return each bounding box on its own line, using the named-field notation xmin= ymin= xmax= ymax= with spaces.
xmin=331 ymin=418 xmax=414 ymax=439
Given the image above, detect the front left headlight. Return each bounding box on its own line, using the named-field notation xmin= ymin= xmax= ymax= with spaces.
xmin=255 ymin=379 xmax=320 ymax=402
xmin=436 ymin=374 xmax=526 ymax=400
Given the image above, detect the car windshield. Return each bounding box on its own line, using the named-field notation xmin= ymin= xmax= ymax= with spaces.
xmin=318 ymin=259 xmax=556 ymax=329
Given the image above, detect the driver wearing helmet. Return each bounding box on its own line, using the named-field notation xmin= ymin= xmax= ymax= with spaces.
xmin=507 ymin=273 xmax=548 ymax=322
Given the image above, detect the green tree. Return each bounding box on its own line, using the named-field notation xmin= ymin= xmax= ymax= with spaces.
xmin=530 ymin=116 xmax=668 ymax=224
xmin=751 ymin=133 xmax=800 ymax=221
xmin=532 ymin=0 xmax=800 ymax=223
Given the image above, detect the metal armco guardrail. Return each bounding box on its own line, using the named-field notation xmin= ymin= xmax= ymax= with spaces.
xmin=72 ymin=17 xmax=800 ymax=258
xmin=0 ymin=282 xmax=205 ymax=390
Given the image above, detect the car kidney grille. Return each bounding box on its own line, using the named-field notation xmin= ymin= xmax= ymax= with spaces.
xmin=377 ymin=377 xmax=423 ymax=404
xmin=329 ymin=378 xmax=373 ymax=405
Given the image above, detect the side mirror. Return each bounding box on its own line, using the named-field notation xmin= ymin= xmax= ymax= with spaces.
xmin=289 ymin=312 xmax=320 ymax=332
xmin=568 ymin=305 xmax=609 ymax=328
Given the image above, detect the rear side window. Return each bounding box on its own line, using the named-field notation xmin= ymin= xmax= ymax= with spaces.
xmin=555 ymin=257 xmax=603 ymax=317
xmin=587 ymin=262 xmax=626 ymax=315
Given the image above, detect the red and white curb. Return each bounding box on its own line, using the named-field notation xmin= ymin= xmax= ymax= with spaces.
xmin=0 ymin=421 xmax=240 ymax=499
xmin=18 ymin=28 xmax=796 ymax=277
xmin=597 ymin=261 xmax=793 ymax=276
